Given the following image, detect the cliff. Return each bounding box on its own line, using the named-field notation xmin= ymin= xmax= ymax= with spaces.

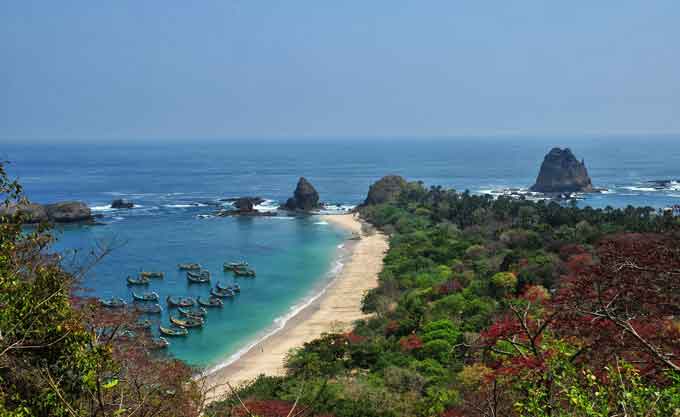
xmin=362 ymin=175 xmax=408 ymax=206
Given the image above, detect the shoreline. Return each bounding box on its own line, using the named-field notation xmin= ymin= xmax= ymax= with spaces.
xmin=203 ymin=213 xmax=388 ymax=402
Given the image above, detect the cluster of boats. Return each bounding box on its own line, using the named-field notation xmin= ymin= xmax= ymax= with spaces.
xmin=99 ymin=260 xmax=255 ymax=342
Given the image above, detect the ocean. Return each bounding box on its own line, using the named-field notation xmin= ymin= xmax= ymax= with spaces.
xmin=3 ymin=136 xmax=680 ymax=368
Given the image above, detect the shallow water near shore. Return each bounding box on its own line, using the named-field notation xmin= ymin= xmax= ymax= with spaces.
xmin=5 ymin=136 xmax=680 ymax=366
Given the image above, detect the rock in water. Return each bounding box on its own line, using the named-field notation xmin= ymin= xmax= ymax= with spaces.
xmin=45 ymin=201 xmax=93 ymax=223
xmin=111 ymin=199 xmax=134 ymax=209
xmin=530 ymin=148 xmax=593 ymax=193
xmin=233 ymin=197 xmax=256 ymax=212
xmin=281 ymin=177 xmax=321 ymax=211
xmin=363 ymin=175 xmax=408 ymax=205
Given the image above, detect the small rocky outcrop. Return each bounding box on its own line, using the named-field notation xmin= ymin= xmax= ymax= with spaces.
xmin=363 ymin=175 xmax=408 ymax=206
xmin=216 ymin=197 xmax=275 ymax=217
xmin=45 ymin=201 xmax=93 ymax=223
xmin=530 ymin=148 xmax=593 ymax=193
xmin=281 ymin=177 xmax=321 ymax=211
xmin=1 ymin=201 xmax=93 ymax=223
xmin=111 ymin=199 xmax=134 ymax=209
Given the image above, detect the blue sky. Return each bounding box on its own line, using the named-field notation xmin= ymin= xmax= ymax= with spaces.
xmin=1 ymin=1 xmax=679 ymax=141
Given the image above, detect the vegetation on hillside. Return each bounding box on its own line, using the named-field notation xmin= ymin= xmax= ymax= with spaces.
xmin=209 ymin=181 xmax=680 ymax=417
xmin=0 ymin=164 xmax=203 ymax=417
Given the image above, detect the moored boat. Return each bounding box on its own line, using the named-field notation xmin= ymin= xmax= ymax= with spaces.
xmin=151 ymin=336 xmax=170 ymax=349
xmin=135 ymin=303 xmax=162 ymax=314
xmin=178 ymin=306 xmax=208 ymax=318
xmin=211 ymin=287 xmax=234 ymax=298
xmin=178 ymin=263 xmax=202 ymax=271
xmin=187 ymin=270 xmax=211 ymax=283
xmin=140 ymin=271 xmax=164 ymax=279
xmin=216 ymin=282 xmax=240 ymax=293
xmin=232 ymin=267 xmax=256 ymax=277
xmin=100 ymin=297 xmax=126 ymax=308
xmin=170 ymin=315 xmax=204 ymax=328
xmin=159 ymin=325 xmax=189 ymax=337
xmin=166 ymin=296 xmax=196 ymax=308
xmin=132 ymin=291 xmax=159 ymax=302
xmin=127 ymin=275 xmax=151 ymax=285
xmin=198 ymin=296 xmax=223 ymax=307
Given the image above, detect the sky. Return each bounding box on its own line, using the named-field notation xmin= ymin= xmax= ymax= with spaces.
xmin=1 ymin=1 xmax=679 ymax=141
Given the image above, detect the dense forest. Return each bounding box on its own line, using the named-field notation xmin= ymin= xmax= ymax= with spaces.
xmin=3 ymin=166 xmax=680 ymax=417
xmin=209 ymin=180 xmax=680 ymax=417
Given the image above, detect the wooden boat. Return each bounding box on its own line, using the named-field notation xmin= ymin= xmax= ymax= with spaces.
xmin=216 ymin=282 xmax=240 ymax=293
xmin=170 ymin=315 xmax=204 ymax=328
xmin=100 ymin=297 xmax=126 ymax=308
xmin=127 ymin=275 xmax=150 ymax=285
xmin=132 ymin=291 xmax=159 ymax=302
xmin=211 ymin=287 xmax=234 ymax=298
xmin=187 ymin=270 xmax=210 ymax=283
xmin=233 ymin=268 xmax=256 ymax=277
xmin=135 ymin=303 xmax=162 ymax=314
xmin=178 ymin=306 xmax=208 ymax=318
xmin=178 ymin=263 xmax=202 ymax=271
xmin=151 ymin=336 xmax=170 ymax=349
xmin=140 ymin=271 xmax=164 ymax=279
xmin=132 ymin=319 xmax=152 ymax=329
xmin=198 ymin=296 xmax=223 ymax=308
xmin=223 ymin=261 xmax=248 ymax=272
xmin=166 ymin=296 xmax=195 ymax=308
xmin=159 ymin=325 xmax=189 ymax=337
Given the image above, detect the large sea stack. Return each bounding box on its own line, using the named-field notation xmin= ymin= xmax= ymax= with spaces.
xmin=530 ymin=148 xmax=593 ymax=193
xmin=281 ymin=177 xmax=321 ymax=211
xmin=363 ymin=175 xmax=408 ymax=206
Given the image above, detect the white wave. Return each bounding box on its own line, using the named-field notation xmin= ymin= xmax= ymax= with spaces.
xmin=112 ymin=216 xmax=125 ymax=221
xmin=623 ymin=186 xmax=657 ymax=192
xmin=163 ymin=204 xmax=194 ymax=208
xmin=196 ymin=214 xmax=215 ymax=219
xmin=314 ymin=221 xmax=329 ymax=225
xmin=254 ymin=199 xmax=279 ymax=213
xmin=91 ymin=205 xmax=115 ymax=212
xmin=201 ymin=251 xmax=349 ymax=378
xmin=337 ymin=243 xmax=345 ymax=249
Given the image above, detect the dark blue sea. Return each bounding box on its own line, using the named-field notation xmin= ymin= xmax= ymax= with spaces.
xmin=3 ymin=136 xmax=680 ymax=367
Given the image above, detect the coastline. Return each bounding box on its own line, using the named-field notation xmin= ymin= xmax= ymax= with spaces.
xmin=203 ymin=213 xmax=388 ymax=402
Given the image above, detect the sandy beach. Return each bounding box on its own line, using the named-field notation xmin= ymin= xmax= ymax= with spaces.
xmin=203 ymin=213 xmax=388 ymax=402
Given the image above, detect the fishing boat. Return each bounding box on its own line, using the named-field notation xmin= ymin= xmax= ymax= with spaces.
xmin=198 ymin=296 xmax=223 ymax=307
xmin=211 ymin=287 xmax=234 ymax=298
xmin=135 ymin=303 xmax=162 ymax=314
xmin=131 ymin=319 xmax=152 ymax=329
xmin=159 ymin=325 xmax=189 ymax=337
xmin=216 ymin=282 xmax=240 ymax=293
xmin=100 ymin=297 xmax=126 ymax=308
xmin=233 ymin=267 xmax=256 ymax=277
xmin=170 ymin=315 xmax=204 ymax=328
xmin=132 ymin=291 xmax=159 ymax=302
xmin=127 ymin=275 xmax=151 ymax=285
xmin=166 ymin=296 xmax=195 ymax=308
xmin=178 ymin=263 xmax=202 ymax=271
xmin=140 ymin=271 xmax=164 ymax=279
xmin=187 ymin=270 xmax=210 ymax=283
xmin=151 ymin=337 xmax=170 ymax=349
xmin=178 ymin=306 xmax=208 ymax=318
xmin=223 ymin=261 xmax=248 ymax=271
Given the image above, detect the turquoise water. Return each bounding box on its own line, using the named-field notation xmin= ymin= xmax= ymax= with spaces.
xmin=4 ymin=136 xmax=680 ymax=367
xmin=53 ymin=214 xmax=347 ymax=366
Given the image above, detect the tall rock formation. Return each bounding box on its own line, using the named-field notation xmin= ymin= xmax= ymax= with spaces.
xmin=363 ymin=175 xmax=408 ymax=206
xmin=281 ymin=177 xmax=321 ymax=211
xmin=530 ymin=148 xmax=593 ymax=193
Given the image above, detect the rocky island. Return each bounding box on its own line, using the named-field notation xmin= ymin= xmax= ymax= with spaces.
xmin=530 ymin=147 xmax=594 ymax=193
xmin=0 ymin=201 xmax=94 ymax=223
xmin=280 ymin=177 xmax=322 ymax=211
xmin=111 ymin=199 xmax=134 ymax=209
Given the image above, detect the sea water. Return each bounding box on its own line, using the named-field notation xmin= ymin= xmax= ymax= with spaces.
xmin=3 ymin=136 xmax=680 ymax=367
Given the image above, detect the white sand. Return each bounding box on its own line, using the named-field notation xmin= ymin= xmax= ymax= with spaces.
xmin=203 ymin=213 xmax=388 ymax=402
